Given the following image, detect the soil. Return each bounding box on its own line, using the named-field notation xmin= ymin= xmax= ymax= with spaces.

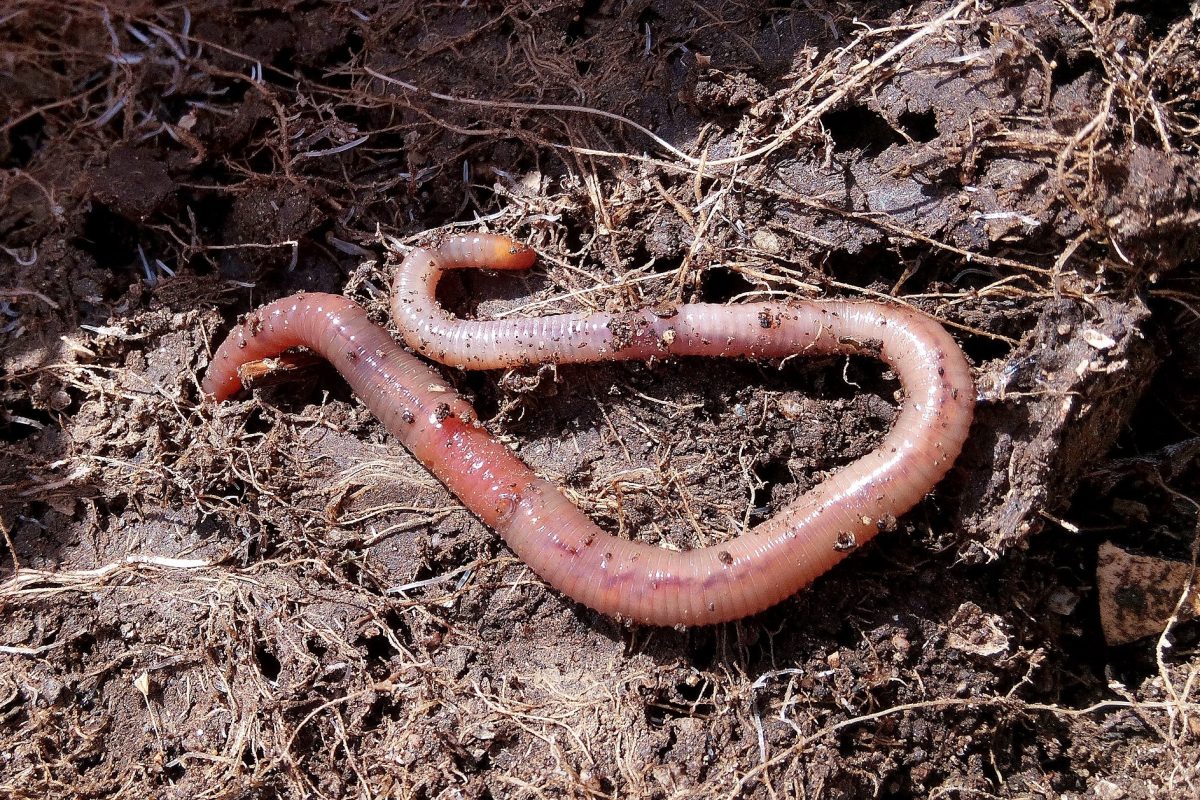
xmin=2 ymin=1 xmax=1200 ymax=798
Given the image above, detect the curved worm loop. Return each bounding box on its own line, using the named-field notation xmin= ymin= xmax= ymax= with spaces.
xmin=205 ymin=233 xmax=974 ymax=626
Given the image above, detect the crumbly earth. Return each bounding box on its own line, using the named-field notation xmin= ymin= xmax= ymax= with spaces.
xmin=2 ymin=1 xmax=1199 ymax=798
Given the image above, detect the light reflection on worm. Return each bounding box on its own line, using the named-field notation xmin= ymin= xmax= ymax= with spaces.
xmin=204 ymin=234 xmax=974 ymax=626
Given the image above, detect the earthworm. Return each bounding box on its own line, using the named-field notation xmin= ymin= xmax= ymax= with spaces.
xmin=205 ymin=234 xmax=974 ymax=626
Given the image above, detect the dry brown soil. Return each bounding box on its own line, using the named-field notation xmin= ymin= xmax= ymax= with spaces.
xmin=3 ymin=1 xmax=1200 ymax=798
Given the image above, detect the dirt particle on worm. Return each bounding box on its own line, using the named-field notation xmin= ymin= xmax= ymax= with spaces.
xmin=608 ymin=316 xmax=635 ymax=350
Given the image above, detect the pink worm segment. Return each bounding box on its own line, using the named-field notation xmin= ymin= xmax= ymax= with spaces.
xmin=204 ymin=234 xmax=974 ymax=626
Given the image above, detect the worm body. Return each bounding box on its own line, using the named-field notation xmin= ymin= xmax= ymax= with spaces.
xmin=204 ymin=234 xmax=974 ymax=626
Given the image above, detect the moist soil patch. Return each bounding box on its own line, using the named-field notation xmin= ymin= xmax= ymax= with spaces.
xmin=3 ymin=1 xmax=1200 ymax=797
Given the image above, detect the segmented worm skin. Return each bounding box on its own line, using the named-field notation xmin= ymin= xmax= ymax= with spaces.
xmin=204 ymin=234 xmax=974 ymax=626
